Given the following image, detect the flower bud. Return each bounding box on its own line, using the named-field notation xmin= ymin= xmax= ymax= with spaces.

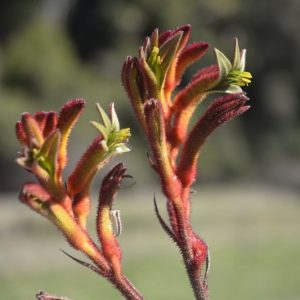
xmin=97 ymin=164 xmax=126 ymax=278
xmin=144 ymin=99 xmax=182 ymax=200
xmin=56 ymin=99 xmax=85 ymax=173
xmin=174 ymin=42 xmax=209 ymax=87
xmin=19 ymin=182 xmax=51 ymax=217
xmin=21 ymin=113 xmax=44 ymax=148
xmin=177 ymin=93 xmax=250 ymax=187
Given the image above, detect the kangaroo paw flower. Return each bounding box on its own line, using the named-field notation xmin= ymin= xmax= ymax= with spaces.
xmin=122 ymin=24 xmax=252 ymax=300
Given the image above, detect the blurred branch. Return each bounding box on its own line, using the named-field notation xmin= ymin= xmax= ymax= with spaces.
xmin=36 ymin=291 xmax=72 ymax=300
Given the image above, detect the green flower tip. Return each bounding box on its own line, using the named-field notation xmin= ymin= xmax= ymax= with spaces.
xmin=91 ymin=103 xmax=131 ymax=154
xmin=226 ymin=69 xmax=252 ymax=87
xmin=214 ymin=38 xmax=252 ymax=93
xmin=147 ymin=46 xmax=163 ymax=85
xmin=148 ymin=46 xmax=161 ymax=69
xmin=16 ymin=147 xmax=51 ymax=181
xmin=31 ymin=148 xmax=53 ymax=176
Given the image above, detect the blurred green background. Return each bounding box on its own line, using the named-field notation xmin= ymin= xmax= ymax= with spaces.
xmin=0 ymin=0 xmax=299 ymax=299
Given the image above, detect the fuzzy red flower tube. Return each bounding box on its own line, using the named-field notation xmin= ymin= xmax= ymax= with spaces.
xmin=16 ymin=100 xmax=143 ymax=300
xmin=122 ymin=24 xmax=252 ymax=300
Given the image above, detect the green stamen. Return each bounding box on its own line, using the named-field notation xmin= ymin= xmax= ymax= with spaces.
xmin=32 ymin=148 xmax=53 ymax=176
xmin=148 ymin=47 xmax=160 ymax=68
xmin=226 ymin=70 xmax=252 ymax=87
xmin=107 ymin=128 xmax=131 ymax=151
xmin=92 ymin=104 xmax=131 ymax=154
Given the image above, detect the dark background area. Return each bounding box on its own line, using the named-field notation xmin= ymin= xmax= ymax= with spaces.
xmin=0 ymin=0 xmax=299 ymax=191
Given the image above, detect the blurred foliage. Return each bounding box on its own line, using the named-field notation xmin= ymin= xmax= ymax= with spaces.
xmin=0 ymin=0 xmax=39 ymax=43
xmin=0 ymin=0 xmax=299 ymax=190
xmin=1 ymin=186 xmax=300 ymax=299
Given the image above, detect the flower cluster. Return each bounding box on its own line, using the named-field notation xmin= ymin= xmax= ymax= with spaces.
xmin=122 ymin=24 xmax=251 ymax=299
xmin=16 ymin=23 xmax=252 ymax=300
xmin=15 ymin=100 xmax=142 ymax=299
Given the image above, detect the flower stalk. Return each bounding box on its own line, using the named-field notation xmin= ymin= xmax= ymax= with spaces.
xmin=16 ymin=100 xmax=143 ymax=300
xmin=122 ymin=24 xmax=251 ymax=300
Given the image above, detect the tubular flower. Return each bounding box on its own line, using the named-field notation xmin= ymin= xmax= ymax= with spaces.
xmin=67 ymin=103 xmax=130 ymax=198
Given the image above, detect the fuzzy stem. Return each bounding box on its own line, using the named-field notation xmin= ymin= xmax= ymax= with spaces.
xmin=53 ymin=203 xmax=143 ymax=300
xmin=184 ymin=260 xmax=208 ymax=300
xmin=159 ymin=167 xmax=208 ymax=300
xmin=144 ymin=97 xmax=210 ymax=299
xmin=111 ymin=275 xmax=144 ymax=300
xmin=171 ymin=194 xmax=208 ymax=300
xmin=49 ymin=203 xmax=143 ymax=299
xmin=36 ymin=291 xmax=72 ymax=300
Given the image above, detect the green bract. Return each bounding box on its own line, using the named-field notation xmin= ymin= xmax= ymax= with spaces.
xmin=91 ymin=103 xmax=131 ymax=154
xmin=213 ymin=38 xmax=252 ymax=93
